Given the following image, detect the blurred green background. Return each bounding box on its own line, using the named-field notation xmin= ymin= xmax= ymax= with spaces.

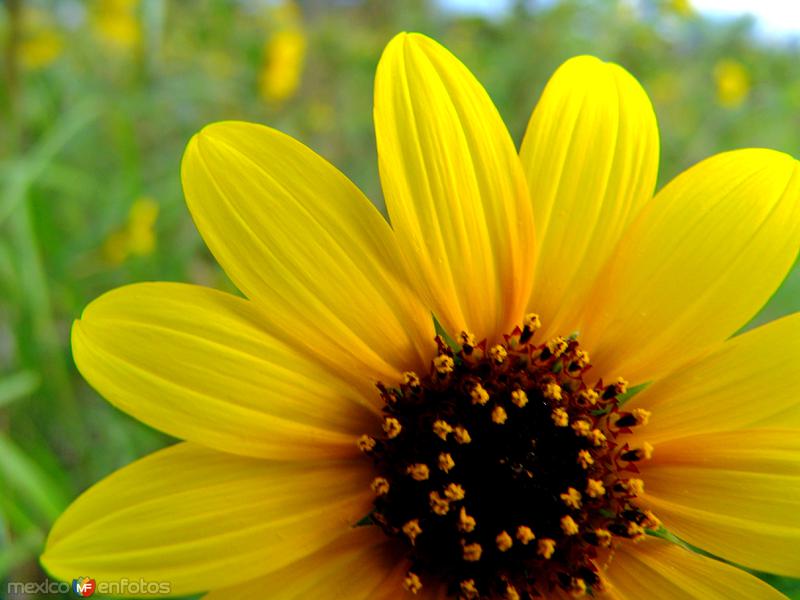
xmin=1 ymin=0 xmax=799 ymax=598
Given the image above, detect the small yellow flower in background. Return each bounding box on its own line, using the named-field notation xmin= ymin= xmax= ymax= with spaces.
xmin=20 ymin=30 xmax=63 ymax=71
xmin=258 ymin=1 xmax=307 ymax=103
xmin=125 ymin=197 xmax=159 ymax=255
xmin=259 ymin=29 xmax=306 ymax=101
xmin=102 ymin=196 xmax=159 ymax=264
xmin=18 ymin=10 xmax=63 ymax=71
xmin=665 ymin=0 xmax=695 ymax=18
xmin=714 ymin=58 xmax=751 ymax=108
xmin=43 ymin=33 xmax=800 ymax=599
xmin=92 ymin=0 xmax=141 ymax=51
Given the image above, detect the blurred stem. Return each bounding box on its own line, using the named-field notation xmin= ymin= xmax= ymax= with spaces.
xmin=2 ymin=104 xmax=98 ymax=440
xmin=3 ymin=0 xmax=22 ymax=155
xmin=141 ymin=0 xmax=166 ymax=80
xmin=7 ymin=183 xmax=81 ymax=431
xmin=0 ymin=528 xmax=43 ymax=576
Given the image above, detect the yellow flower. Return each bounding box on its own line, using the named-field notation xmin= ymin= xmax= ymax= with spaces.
xmin=18 ymin=10 xmax=63 ymax=71
xmin=714 ymin=58 xmax=751 ymax=108
xmin=258 ymin=2 xmax=307 ymax=103
xmin=20 ymin=31 xmax=63 ymax=71
xmin=43 ymin=33 xmax=800 ymax=598
xmin=665 ymin=0 xmax=694 ymax=17
xmin=102 ymin=197 xmax=159 ymax=264
xmin=92 ymin=0 xmax=141 ymax=51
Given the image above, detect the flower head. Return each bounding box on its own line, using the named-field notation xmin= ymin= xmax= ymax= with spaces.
xmin=43 ymin=33 xmax=800 ymax=599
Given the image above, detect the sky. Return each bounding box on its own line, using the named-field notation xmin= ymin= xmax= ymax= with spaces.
xmin=692 ymin=0 xmax=800 ymax=35
xmin=438 ymin=0 xmax=800 ymax=37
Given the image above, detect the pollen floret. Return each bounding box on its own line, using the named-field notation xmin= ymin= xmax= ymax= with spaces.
xmin=360 ymin=318 xmax=656 ymax=599
xmin=404 ymin=572 xmax=423 ymax=594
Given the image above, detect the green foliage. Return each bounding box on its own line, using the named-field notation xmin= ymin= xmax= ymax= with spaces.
xmin=1 ymin=0 xmax=798 ymax=597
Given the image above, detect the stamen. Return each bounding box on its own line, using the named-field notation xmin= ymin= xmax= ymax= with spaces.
xmin=561 ymin=515 xmax=579 ymax=536
xmin=444 ymin=483 xmax=466 ymax=501
xmin=560 ymin=487 xmax=582 ymax=509
xmin=577 ymin=450 xmax=594 ymax=469
xmin=370 ymin=477 xmax=390 ymax=496
xmin=459 ymin=331 xmax=477 ymax=352
xmin=458 ymin=507 xmax=476 ymax=532
xmin=360 ymin=315 xmax=657 ymax=599
xmin=511 ymin=389 xmax=528 ymax=407
xmin=576 ymin=389 xmax=598 ymax=407
xmin=633 ymin=408 xmax=651 ymax=426
xmin=403 ymin=572 xmax=423 ymax=594
xmin=402 ymin=371 xmax=421 ymax=390
xmin=496 ymin=530 xmax=513 ymax=552
xmin=519 ymin=314 xmax=541 ymax=345
xmin=586 ymin=479 xmax=606 ymax=498
xmin=453 ymin=425 xmax=472 ymax=444
xmin=429 ymin=491 xmax=450 ymax=516
xmin=505 ymin=583 xmax=521 ymax=600
xmin=403 ymin=519 xmax=423 ymax=544
xmin=621 ymin=442 xmax=654 ymax=462
xmin=407 ymin=463 xmax=430 ymax=481
xmin=538 ymin=538 xmax=556 ymax=559
xmin=383 ymin=417 xmax=402 ymax=439
xmin=460 ymin=579 xmax=479 ymax=599
xmin=523 ymin=312 xmax=541 ymax=331
xmin=544 ymin=382 xmax=563 ymax=401
xmin=545 ymin=336 xmax=568 ymax=358
xmin=627 ymin=522 xmax=647 ymax=542
xmin=470 ymin=384 xmax=490 ymax=406
xmin=594 ymin=528 xmax=612 ymax=547
xmin=569 ymin=577 xmax=587 ymax=598
xmin=569 ymin=349 xmax=590 ymax=372
xmin=433 ymin=419 xmax=453 ymax=440
xmin=588 ymin=429 xmax=607 ymax=447
xmin=571 ymin=419 xmax=591 ymax=436
xmin=604 ymin=377 xmax=628 ymax=399
xmin=357 ymin=434 xmax=376 ymax=453
xmin=488 ymin=344 xmax=508 ymax=364
xmin=615 ymin=478 xmax=645 ymax=496
xmin=434 ymin=354 xmax=454 ymax=375
xmin=552 ymin=407 xmax=569 ymax=427
xmin=642 ymin=510 xmax=662 ymax=530
xmin=516 ymin=525 xmax=535 ymax=544
xmin=438 ymin=452 xmax=455 ymax=472
xmin=462 ymin=542 xmax=482 ymax=562
xmin=491 ymin=405 xmax=508 ymax=424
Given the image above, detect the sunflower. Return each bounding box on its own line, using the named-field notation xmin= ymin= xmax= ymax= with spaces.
xmin=43 ymin=33 xmax=800 ymax=599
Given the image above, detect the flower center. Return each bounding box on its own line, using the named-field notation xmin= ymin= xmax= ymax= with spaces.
xmin=358 ymin=314 xmax=657 ymax=599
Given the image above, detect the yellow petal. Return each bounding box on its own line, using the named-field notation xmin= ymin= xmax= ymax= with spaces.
xmin=204 ymin=526 xmax=406 ymax=600
xmin=579 ymin=149 xmax=800 ymax=384
xmin=72 ymin=282 xmax=376 ymax=460
xmin=182 ymin=120 xmax=435 ymax=391
xmin=639 ymin=429 xmax=800 ymax=577
xmin=520 ymin=56 xmax=658 ymax=340
xmin=374 ymin=32 xmax=534 ymax=342
xmin=627 ymin=312 xmax=800 ymax=442
xmin=42 ymin=443 xmax=372 ymax=594
xmin=602 ymin=536 xmax=788 ymax=599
